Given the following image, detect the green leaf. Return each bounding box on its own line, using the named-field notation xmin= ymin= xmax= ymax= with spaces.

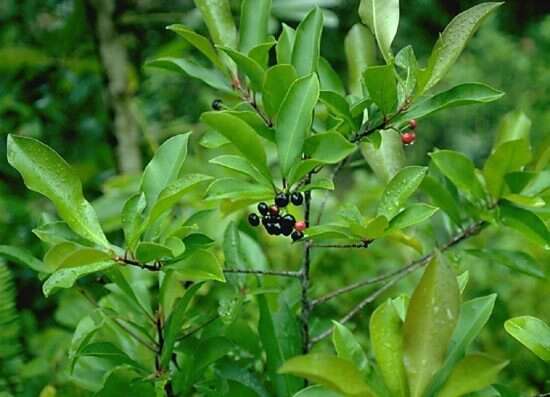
xmin=276 ymin=24 xmax=296 ymax=64
xmin=394 ymin=83 xmax=504 ymax=125
xmin=360 ymin=130 xmax=405 ymax=183
xmin=425 ymin=294 xmax=497 ymax=397
xmin=319 ymin=91 xmax=355 ymax=130
xmin=160 ymin=282 xmax=203 ymax=368
xmin=494 ymin=111 xmax=531 ymax=148
xmin=201 ymin=111 xmax=272 ymax=180
xmin=239 ymin=0 xmax=271 ymax=53
xmin=417 ymin=2 xmax=503 ymax=93
xmin=44 ymin=242 xmax=110 ymax=271
xmin=501 ymin=193 xmax=545 ymax=208
xmin=141 ymin=133 xmax=191 ymax=209
xmin=79 ymin=342 xmax=147 ymax=373
xmin=32 ymin=221 xmax=88 ymax=246
xmin=293 ymin=385 xmax=343 ymax=397
xmin=504 ymin=316 xmax=550 ymax=361
xmin=258 ymin=297 xmax=303 ymax=397
xmin=194 ymin=0 xmax=237 ymax=49
xmin=206 ymin=178 xmax=273 ymax=201
xmin=225 ymin=110 xmax=275 ymax=142
xmin=122 ymin=193 xmax=146 ymax=250
xmin=168 ymin=249 xmax=225 ymax=282
xmin=483 ymin=140 xmax=532 ymax=198
xmin=276 ymin=74 xmax=320 ymax=178
xmin=43 ymin=261 xmax=114 ymax=297
xmin=403 ymin=253 xmax=460 ymax=397
xmin=364 ymin=215 xmax=389 ymax=239
xmin=300 ymin=177 xmax=334 ymax=192
xmin=147 ymin=57 xmax=232 ymax=92
xmin=210 ymin=155 xmax=271 ymax=186
xmin=288 ymin=159 xmax=323 ymax=188
xmin=318 ymin=58 xmax=345 ymax=96
xmin=304 ymin=224 xmax=355 ymax=242
xmin=135 ymin=242 xmax=174 ymax=262
xmin=498 ymin=203 xmax=549 ymax=246
xmin=378 ymin=166 xmax=428 ymax=220
xmin=395 ymin=45 xmax=418 ymax=101
xmin=438 ymin=354 xmax=508 ymax=397
xmin=0 ymin=245 xmax=47 ymax=273
xmin=291 ymin=7 xmax=323 ymax=76
xmin=358 ymin=0 xmax=400 ymax=62
xmin=331 ymin=321 xmax=369 ymax=376
xmin=430 ymin=150 xmax=486 ymax=203
xmin=279 ymin=354 xmax=376 ymax=397
xmin=370 ymin=299 xmax=408 ymax=397
xmin=7 ymin=135 xmax=109 ymax=247
xmin=166 ymin=24 xmax=225 ymax=71
xmin=304 ymin=132 xmax=356 ymax=164
xmin=345 ymin=24 xmax=376 ymax=96
xmin=468 ymin=249 xmax=545 ymax=280
xmin=388 ymin=203 xmax=439 ymax=231
xmin=421 ymin=176 xmax=463 ymax=226
xmin=249 ymin=39 xmax=276 ymax=68
xmin=218 ymin=47 xmax=265 ymax=90
xmin=364 ymin=64 xmax=397 ymax=115
xmin=263 ymin=64 xmax=298 ymax=118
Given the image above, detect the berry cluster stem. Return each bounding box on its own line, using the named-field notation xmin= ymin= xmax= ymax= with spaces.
xmin=300 ymin=172 xmax=313 ymax=353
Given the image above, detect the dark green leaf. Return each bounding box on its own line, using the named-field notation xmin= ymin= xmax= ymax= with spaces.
xmin=304 ymin=132 xmax=355 ymax=164
xmin=218 ymin=46 xmax=265 ymax=90
xmin=364 ymin=64 xmax=397 ymax=115
xmin=319 ymin=91 xmax=355 ymax=130
xmin=166 ymin=24 xmax=225 ymax=70
xmin=239 ymin=0 xmax=271 ymax=53
xmin=388 ymin=203 xmax=438 ymax=231
xmin=331 ymin=321 xmax=369 ymax=376
xmin=210 ymin=155 xmax=271 ymax=186
xmin=377 ymin=166 xmax=428 ymax=220
xmin=498 ymin=203 xmax=549 ymax=246
xmin=318 ymin=57 xmax=345 ymax=95
xmin=263 ymin=64 xmax=298 ymax=118
xmin=122 ymin=193 xmax=146 ymax=250
xmin=79 ymin=342 xmax=147 ymax=373
xmin=0 ymin=245 xmax=47 ymax=273
xmin=194 ymin=0 xmax=237 ymax=48
xmin=135 ymin=242 xmax=174 ymax=262
xmin=291 ymin=7 xmax=323 ymax=76
xmin=276 ymin=24 xmax=296 ymax=64
xmin=468 ymin=249 xmax=545 ymax=279
xmin=421 ymin=175 xmax=463 ymax=226
xmin=43 ymin=261 xmax=114 ymax=297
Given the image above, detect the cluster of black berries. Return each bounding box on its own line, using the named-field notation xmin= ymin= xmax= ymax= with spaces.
xmin=248 ymin=192 xmax=306 ymax=241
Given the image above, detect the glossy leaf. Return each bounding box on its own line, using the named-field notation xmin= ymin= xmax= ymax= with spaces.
xmin=0 ymin=245 xmax=47 ymax=273
xmin=225 ymin=110 xmax=275 ymax=142
xmin=358 ymin=0 xmax=400 ymax=62
xmin=430 ymin=150 xmax=486 ymax=203
xmin=331 ymin=321 xmax=369 ymax=376
xmin=276 ymin=24 xmax=296 ymax=64
xmin=168 ymin=249 xmax=225 ymax=282
xmin=304 ymin=131 xmax=356 ymax=164
xmin=206 ymin=178 xmax=273 ymax=201
xmin=394 ymin=83 xmax=504 ymax=125
xmin=135 ymin=242 xmax=174 ymax=262
xmin=468 ymin=249 xmax=545 ymax=279
xmin=263 ymin=64 xmax=298 ymax=118
xmin=44 ymin=243 xmax=110 ymax=271
xmin=378 ymin=166 xmax=428 ymax=220
xmin=345 ymin=24 xmax=376 ymax=96
xmin=202 ymin=111 xmax=272 ymax=180
xmin=418 ymin=2 xmax=503 ymax=93
xmin=288 ymin=159 xmax=323 ymax=188
xmin=239 ymin=0 xmax=271 ymax=53
xmin=194 ymin=0 xmax=237 ymax=49
xmin=276 ymin=74 xmax=320 ymax=178
xmin=218 ymin=47 xmax=265 ymax=90
xmin=498 ymin=203 xmax=549 ymax=246
xmin=319 ymin=91 xmax=355 ymax=129
xmin=504 ymin=316 xmax=550 ymax=361
xmin=364 ymin=64 xmax=397 ymax=115
xmin=43 ymin=261 xmax=114 ymax=297
xmin=249 ymin=38 xmax=276 ymax=68
xmin=420 ymin=175 xmax=462 ymax=226
xmin=293 ymin=385 xmax=343 ymax=397
xmin=361 ymin=130 xmax=405 ymax=183
xmin=370 ymin=298 xmax=408 ymax=397
xmin=32 ymin=221 xmax=88 ymax=246
xmin=291 ymin=7 xmax=323 ymax=76
xmin=7 ymin=135 xmax=109 ymax=247
xmin=166 ymin=24 xmax=225 ymax=70
xmin=388 ymin=203 xmax=439 ymax=231
xmin=438 ymin=354 xmax=508 ymax=397
xmin=121 ymin=193 xmax=146 ymax=250
xmin=403 ymin=254 xmax=460 ymax=397
xmin=494 ymin=111 xmax=531 ymax=148
xmin=210 ymin=155 xmax=271 ymax=186
xmin=279 ymin=354 xmax=376 ymax=397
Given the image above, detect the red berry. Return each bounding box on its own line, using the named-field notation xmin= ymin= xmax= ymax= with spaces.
xmin=269 ymin=205 xmax=279 ymax=215
xmin=408 ymin=119 xmax=417 ymax=129
xmin=295 ymin=221 xmax=306 ymax=232
xmin=401 ymin=131 xmax=416 ymax=145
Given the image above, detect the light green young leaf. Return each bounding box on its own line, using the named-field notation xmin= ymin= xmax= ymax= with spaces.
xmin=370 ymin=299 xmax=408 ymax=397
xmin=293 ymin=385 xmax=343 ymax=397
xmin=318 ymin=57 xmax=345 ymax=96
xmin=279 ymin=354 xmax=377 ymax=397
xmin=494 ymin=111 xmax=531 ymax=149
xmin=166 ymin=24 xmax=225 ymax=71
xmin=361 ymin=130 xmax=405 ymax=183
xmin=291 ymin=7 xmax=324 ymax=76
xmin=345 ymin=24 xmax=376 ymax=96
xmin=121 ymin=193 xmax=146 ymax=250
xmin=141 ymin=133 xmax=191 ymax=209
xmin=276 ymin=74 xmax=320 ymax=178
xmin=218 ymin=46 xmax=265 ymax=90
xmin=319 ymin=91 xmax=355 ymax=129
xmin=501 ymin=193 xmax=545 ymax=208
xmin=225 ymin=110 xmax=275 ymax=142
xmin=498 ymin=203 xmax=549 ymax=246
xmin=425 ymin=294 xmax=497 ymax=397
xmin=394 ymin=83 xmax=504 ymax=125
xmin=304 ymin=131 xmax=356 ymax=164
xmin=420 ymin=175 xmax=463 ymax=226
xmin=210 ymin=155 xmax=271 ymax=186
xmin=395 ymin=45 xmax=418 ymax=101
xmin=249 ymin=38 xmax=276 ymax=68
xmin=430 ymin=150 xmax=486 ymax=203
xmin=44 ymin=242 xmax=110 ymax=272
xmin=364 ymin=215 xmax=389 ymax=239
xmin=403 ymin=253 xmax=460 ymax=397
xmin=33 ymin=221 xmax=89 ymax=246
xmin=417 ymin=2 xmax=503 ymax=93
xmin=438 ymin=354 xmax=508 ymax=397
xmin=388 ymin=203 xmax=439 ymax=231
xmin=201 ymin=111 xmax=272 ymax=180
xmin=168 ymin=249 xmax=225 ymax=282
xmin=7 ymin=135 xmax=109 ymax=247
xmin=206 ymin=178 xmax=273 ymax=201
xmin=358 ymin=0 xmax=399 ymax=63
xmin=194 ymin=0 xmax=237 ymax=49
xmin=331 ymin=321 xmax=369 ymax=376
xmin=135 ymin=242 xmax=174 ymax=262
xmin=276 ymin=24 xmax=296 ymax=65
xmin=377 ymin=166 xmax=428 ymax=220
xmin=239 ymin=0 xmax=271 ymax=53
xmin=504 ymin=316 xmax=550 ymax=361
xmin=263 ymin=64 xmax=298 ymax=118
xmin=364 ymin=64 xmax=397 ymax=115
xmin=0 ymin=245 xmax=47 ymax=273
xmin=457 ymin=271 xmax=469 ymax=294
xmin=43 ymin=261 xmax=114 ymax=297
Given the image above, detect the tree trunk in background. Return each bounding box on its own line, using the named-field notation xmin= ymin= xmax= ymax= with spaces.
xmin=90 ymin=0 xmax=142 ymax=174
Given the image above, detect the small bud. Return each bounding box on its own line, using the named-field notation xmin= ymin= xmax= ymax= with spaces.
xmin=408 ymin=119 xmax=417 ymax=129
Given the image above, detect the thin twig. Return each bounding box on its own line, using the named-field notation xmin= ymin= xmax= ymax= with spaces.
xmin=176 ymin=314 xmax=220 ymax=341
xmin=115 ymin=256 xmax=161 ymax=271
xmin=311 ymin=241 xmax=372 ymax=250
xmin=300 ymin=171 xmax=314 ymax=353
xmin=223 ymin=268 xmax=301 ymax=278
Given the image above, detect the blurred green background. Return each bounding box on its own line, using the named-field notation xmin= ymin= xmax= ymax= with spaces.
xmin=0 ymin=0 xmax=548 ymax=395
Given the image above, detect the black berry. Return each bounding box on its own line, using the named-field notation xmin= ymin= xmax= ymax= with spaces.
xmin=282 ymin=214 xmax=296 ymax=228
xmin=272 ymin=222 xmax=282 ymax=236
xmin=248 ymin=213 xmax=260 ymax=226
xmin=275 ymin=192 xmax=289 ymax=207
xmin=212 ymin=99 xmax=223 ymax=110
xmin=290 ymin=192 xmax=303 ymax=206
xmin=258 ymin=202 xmax=269 ymax=216
xmin=291 ymin=231 xmax=304 ymax=241
xmin=262 ymin=215 xmax=271 ymax=227
xmin=281 ymin=221 xmax=293 ymax=236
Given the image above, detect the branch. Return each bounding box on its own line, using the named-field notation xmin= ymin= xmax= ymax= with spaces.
xmin=311 ymin=240 xmax=372 ymax=250
xmin=223 ymin=268 xmax=301 ymax=278
xmin=176 ymin=314 xmax=219 ymax=341
xmin=115 ymin=256 xmax=161 ymax=271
